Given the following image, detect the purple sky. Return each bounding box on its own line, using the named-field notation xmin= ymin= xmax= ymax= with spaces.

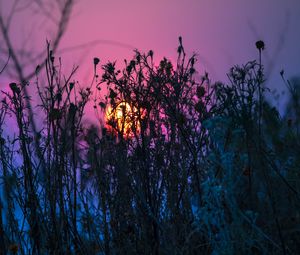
xmin=64 ymin=0 xmax=300 ymax=83
xmin=1 ymin=0 xmax=300 ymax=111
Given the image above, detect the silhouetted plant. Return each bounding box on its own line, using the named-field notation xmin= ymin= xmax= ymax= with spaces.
xmin=0 ymin=38 xmax=299 ymax=255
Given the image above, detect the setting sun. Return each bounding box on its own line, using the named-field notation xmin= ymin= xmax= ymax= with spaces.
xmin=105 ymin=101 xmax=141 ymax=137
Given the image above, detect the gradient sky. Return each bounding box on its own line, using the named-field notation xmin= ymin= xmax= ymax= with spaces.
xmin=64 ymin=1 xmax=300 ymax=83
xmin=1 ymin=0 xmax=300 ymax=111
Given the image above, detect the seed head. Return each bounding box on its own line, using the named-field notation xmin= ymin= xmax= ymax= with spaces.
xmin=148 ymin=50 xmax=153 ymax=58
xmin=93 ymin=57 xmax=100 ymax=66
xmin=255 ymin=40 xmax=265 ymax=51
xmin=9 ymin=83 xmax=20 ymax=94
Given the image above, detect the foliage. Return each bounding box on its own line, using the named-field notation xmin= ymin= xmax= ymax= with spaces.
xmin=0 ymin=39 xmax=300 ymax=254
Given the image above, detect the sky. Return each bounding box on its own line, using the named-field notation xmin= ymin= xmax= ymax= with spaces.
xmin=1 ymin=0 xmax=300 ymax=112
xmin=64 ymin=1 xmax=300 ymax=85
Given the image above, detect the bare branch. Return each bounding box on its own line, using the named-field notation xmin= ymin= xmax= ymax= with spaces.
xmin=0 ymin=49 xmax=10 ymax=75
xmin=0 ymin=0 xmax=75 ymax=176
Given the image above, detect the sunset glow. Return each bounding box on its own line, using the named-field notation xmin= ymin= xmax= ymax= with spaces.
xmin=105 ymin=101 xmax=141 ymax=137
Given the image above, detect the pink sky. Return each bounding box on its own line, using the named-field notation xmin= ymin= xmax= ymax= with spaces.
xmin=1 ymin=0 xmax=300 ymax=112
xmin=63 ymin=0 xmax=300 ymax=83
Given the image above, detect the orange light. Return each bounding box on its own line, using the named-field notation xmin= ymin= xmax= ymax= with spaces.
xmin=105 ymin=102 xmax=141 ymax=138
